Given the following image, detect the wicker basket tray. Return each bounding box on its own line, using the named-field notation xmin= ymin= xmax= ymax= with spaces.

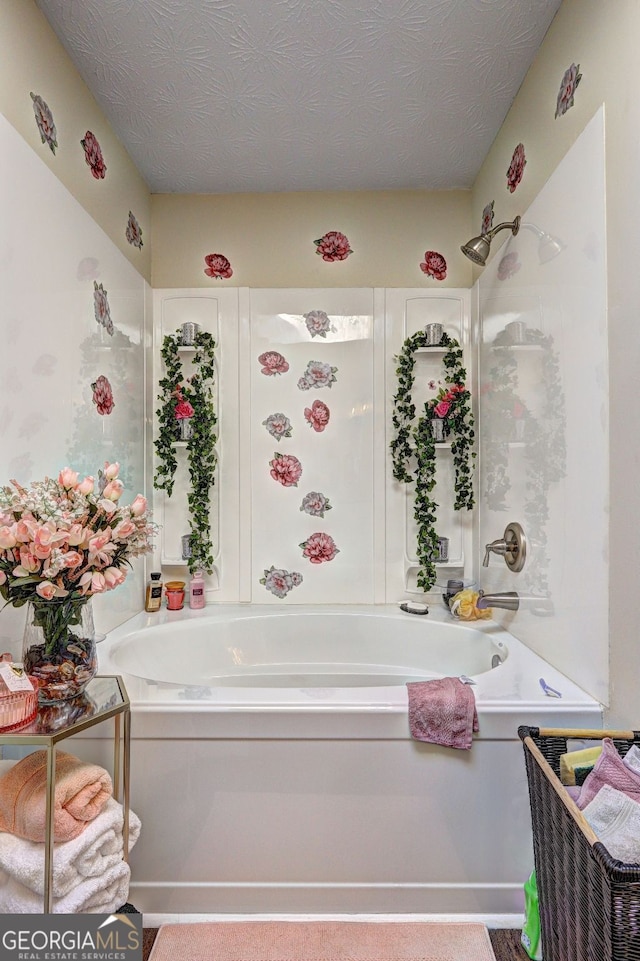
xmin=519 ymin=726 xmax=640 ymax=961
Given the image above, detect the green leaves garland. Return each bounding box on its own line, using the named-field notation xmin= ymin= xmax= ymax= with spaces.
xmin=154 ymin=330 xmax=218 ymax=573
xmin=391 ymin=331 xmax=475 ymax=592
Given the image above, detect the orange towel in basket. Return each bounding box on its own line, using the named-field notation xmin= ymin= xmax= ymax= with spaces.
xmin=406 ymin=677 xmax=479 ymax=750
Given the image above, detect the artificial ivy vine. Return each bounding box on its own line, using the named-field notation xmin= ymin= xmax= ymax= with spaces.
xmin=391 ymin=331 xmax=475 ymax=592
xmin=154 ymin=329 xmax=218 ymax=573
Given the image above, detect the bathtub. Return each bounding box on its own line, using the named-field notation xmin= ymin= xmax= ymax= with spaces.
xmin=90 ymin=604 xmax=601 ymax=921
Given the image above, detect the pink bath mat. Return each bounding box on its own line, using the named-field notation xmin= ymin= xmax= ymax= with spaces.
xmin=148 ymin=920 xmax=497 ymax=961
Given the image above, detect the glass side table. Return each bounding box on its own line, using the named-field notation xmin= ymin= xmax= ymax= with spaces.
xmin=0 ymin=675 xmax=130 ymax=913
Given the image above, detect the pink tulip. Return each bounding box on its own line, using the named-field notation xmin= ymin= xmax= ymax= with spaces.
xmin=62 ymin=550 xmax=83 ymax=569
xmin=88 ymin=531 xmax=112 ymax=554
xmin=103 ymin=462 xmax=120 ymax=480
xmin=78 ymin=571 xmax=94 ymax=595
xmin=130 ymin=494 xmax=147 ymax=517
xmin=0 ymin=527 xmax=17 ymax=550
xmin=66 ymin=524 xmax=85 ymax=547
xmin=90 ymin=571 xmax=107 ymax=593
xmin=98 ymin=499 xmax=118 ymax=515
xmin=58 ymin=467 xmax=79 ymax=490
xmin=113 ymin=520 xmax=135 ymax=540
xmin=77 ymin=475 xmax=95 ymax=495
xmin=103 ymin=566 xmax=126 ymax=589
xmin=36 ymin=580 xmax=58 ymax=600
xmin=19 ymin=549 xmax=40 ymax=573
xmin=102 ymin=479 xmax=124 ymax=501
xmin=15 ymin=520 xmax=35 ymax=543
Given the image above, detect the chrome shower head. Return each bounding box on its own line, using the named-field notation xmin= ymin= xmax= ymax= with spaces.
xmin=461 ymin=216 xmax=521 ymax=266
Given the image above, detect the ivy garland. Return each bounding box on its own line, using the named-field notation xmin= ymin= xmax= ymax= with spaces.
xmin=391 ymin=331 xmax=475 ymax=592
xmin=154 ymin=329 xmax=218 ymax=573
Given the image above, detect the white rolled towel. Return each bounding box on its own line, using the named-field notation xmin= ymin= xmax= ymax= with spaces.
xmin=0 ymin=858 xmax=131 ymax=914
xmin=624 ymin=745 xmax=640 ymax=775
xmin=0 ymin=798 xmax=140 ymax=897
xmin=582 ymin=784 xmax=640 ymax=864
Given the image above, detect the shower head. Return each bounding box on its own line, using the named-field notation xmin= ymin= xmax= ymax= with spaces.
xmin=461 ymin=216 xmax=521 ymax=266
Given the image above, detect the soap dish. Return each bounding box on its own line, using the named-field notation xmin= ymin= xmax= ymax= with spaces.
xmin=0 ymin=680 xmax=38 ymax=732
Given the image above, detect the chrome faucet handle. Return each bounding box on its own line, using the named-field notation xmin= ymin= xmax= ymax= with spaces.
xmin=483 ymin=538 xmax=508 ymax=567
xmin=482 ymin=522 xmax=527 ymax=572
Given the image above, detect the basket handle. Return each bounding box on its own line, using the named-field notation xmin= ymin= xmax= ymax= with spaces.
xmin=534 ymin=727 xmax=640 ymax=739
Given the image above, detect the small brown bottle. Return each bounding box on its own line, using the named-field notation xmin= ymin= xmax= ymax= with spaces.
xmin=145 ymin=572 xmax=163 ymax=612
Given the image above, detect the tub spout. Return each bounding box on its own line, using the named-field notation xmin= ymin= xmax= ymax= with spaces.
xmin=476 ymin=591 xmax=520 ymax=611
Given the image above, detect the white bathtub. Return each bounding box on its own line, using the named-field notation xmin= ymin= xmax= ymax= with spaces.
xmin=91 ymin=604 xmax=601 ymax=921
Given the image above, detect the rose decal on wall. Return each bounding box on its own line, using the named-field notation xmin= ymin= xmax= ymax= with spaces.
xmin=507 ymin=143 xmax=526 ymax=193
xmin=300 ymin=492 xmax=332 ymax=518
xmin=258 ymin=351 xmax=289 ymax=376
xmin=300 ymin=532 xmax=340 ymax=564
xmin=497 ymin=252 xmax=521 ymax=281
xmin=269 ymin=452 xmax=302 ymax=487
xmin=482 ymin=200 xmax=495 ymax=236
xmin=303 ymin=310 xmax=335 ymax=339
xmin=419 ymin=251 xmax=447 ymax=280
xmin=555 ymin=63 xmax=582 ymax=118
xmin=314 ymin=231 xmax=353 ymax=262
xmin=30 ymin=93 xmax=57 ymax=154
xmin=297 ymin=360 xmax=338 ymax=391
xmin=304 ymin=399 xmax=331 ymax=432
xmin=81 ymin=131 xmax=107 ymax=179
xmin=91 ymin=375 xmax=114 ymax=415
xmin=125 ymin=211 xmax=143 ymax=249
xmin=204 ymin=253 xmax=233 ymax=279
xmin=263 ymin=412 xmax=293 ymax=442
xmin=260 ymin=566 xmax=303 ymax=599
xmin=93 ymin=282 xmax=113 ymax=335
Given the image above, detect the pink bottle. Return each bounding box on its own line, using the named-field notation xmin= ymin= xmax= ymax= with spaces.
xmin=189 ymin=570 xmax=206 ymax=609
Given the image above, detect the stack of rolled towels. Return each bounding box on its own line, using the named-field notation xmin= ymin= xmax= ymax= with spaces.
xmin=0 ymin=750 xmax=140 ymax=913
xmin=561 ymin=738 xmax=640 ymax=864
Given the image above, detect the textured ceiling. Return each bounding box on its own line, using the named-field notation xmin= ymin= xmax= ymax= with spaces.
xmin=35 ymin=0 xmax=562 ymax=195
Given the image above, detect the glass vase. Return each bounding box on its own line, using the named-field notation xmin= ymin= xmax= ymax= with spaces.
xmin=21 ymin=597 xmax=97 ymax=704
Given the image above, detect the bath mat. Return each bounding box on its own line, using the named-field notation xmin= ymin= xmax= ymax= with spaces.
xmin=148 ymin=920 xmax=497 ymax=961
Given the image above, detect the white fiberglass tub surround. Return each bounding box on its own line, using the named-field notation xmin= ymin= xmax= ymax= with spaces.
xmin=92 ymin=605 xmax=601 ymax=920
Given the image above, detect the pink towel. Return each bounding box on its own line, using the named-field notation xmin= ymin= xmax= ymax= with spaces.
xmin=0 ymin=750 xmax=112 ymax=843
xmin=406 ymin=677 xmax=479 ymax=750
xmin=577 ymin=738 xmax=640 ymax=810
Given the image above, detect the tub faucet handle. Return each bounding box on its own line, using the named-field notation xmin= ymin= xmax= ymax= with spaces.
xmin=483 ymin=538 xmax=508 ymax=567
xmin=482 ymin=522 xmax=527 ymax=572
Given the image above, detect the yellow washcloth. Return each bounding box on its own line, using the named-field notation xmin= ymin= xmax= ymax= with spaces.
xmin=449 ymin=589 xmax=493 ymax=621
xmin=559 ymin=745 xmax=603 ymax=786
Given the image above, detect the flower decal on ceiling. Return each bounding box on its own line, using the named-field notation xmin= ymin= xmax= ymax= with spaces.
xmin=204 ymin=253 xmax=233 ymax=279
xmin=304 ymin=399 xmax=331 ymax=432
xmin=555 ymin=63 xmax=582 ymax=118
xmin=314 ymin=231 xmax=353 ymax=262
xmin=260 ymin=566 xmax=303 ymax=599
xmin=263 ymin=412 xmax=293 ymax=442
xmin=303 ymin=309 xmax=335 ymax=339
xmin=497 ymin=252 xmax=521 ymax=281
xmin=125 ymin=211 xmax=143 ymax=249
xmin=30 ymin=93 xmax=57 ymax=154
xmin=93 ymin=281 xmax=113 ymax=335
xmin=300 ymin=532 xmax=340 ymax=564
xmin=481 ymin=201 xmax=495 ymax=236
xmin=507 ymin=143 xmax=526 ymax=193
xmin=300 ymin=491 xmax=332 ymax=518
xmin=419 ymin=251 xmax=447 ymax=280
xmin=269 ymin=452 xmax=302 ymax=487
xmin=297 ymin=360 xmax=338 ymax=391
xmin=91 ymin=375 xmax=114 ymax=415
xmin=81 ymin=131 xmax=107 ymax=179
xmin=258 ymin=351 xmax=289 ymax=376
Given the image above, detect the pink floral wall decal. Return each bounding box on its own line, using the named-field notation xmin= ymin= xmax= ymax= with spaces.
xmin=81 ymin=131 xmax=107 ymax=179
xmin=481 ymin=201 xmax=495 ymax=235
xmin=300 ymin=492 xmax=332 ymax=518
xmin=507 ymin=143 xmax=526 ymax=193
xmin=304 ymin=399 xmax=331 ymax=432
xmin=497 ymin=252 xmax=521 ymax=281
xmin=263 ymin=412 xmax=293 ymax=441
xmin=269 ymin=452 xmax=302 ymax=487
xmin=258 ymin=351 xmax=289 ymax=376
xmin=314 ymin=231 xmax=353 ymax=262
xmin=297 ymin=360 xmax=338 ymax=391
xmin=30 ymin=93 xmax=57 ymax=154
xmin=300 ymin=532 xmax=340 ymax=564
xmin=93 ymin=281 xmax=113 ymax=335
xmin=91 ymin=375 xmax=114 ymax=415
xmin=419 ymin=250 xmax=447 ymax=280
xmin=555 ymin=63 xmax=582 ymax=118
xmin=260 ymin=566 xmax=303 ymax=598
xmin=303 ymin=309 xmax=335 ymax=339
xmin=204 ymin=253 xmax=233 ymax=279
xmin=125 ymin=211 xmax=143 ymax=249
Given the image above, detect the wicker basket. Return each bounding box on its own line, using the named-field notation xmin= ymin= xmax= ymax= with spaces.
xmin=519 ymin=726 xmax=640 ymax=961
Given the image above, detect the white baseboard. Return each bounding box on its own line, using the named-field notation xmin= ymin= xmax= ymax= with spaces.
xmin=141 ymin=912 xmax=524 ymax=929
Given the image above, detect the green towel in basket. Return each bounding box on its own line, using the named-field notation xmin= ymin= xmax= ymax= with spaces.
xmin=521 ymin=870 xmax=542 ymax=960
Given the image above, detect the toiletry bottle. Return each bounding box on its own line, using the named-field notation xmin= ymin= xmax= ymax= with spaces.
xmin=189 ymin=570 xmax=206 ymax=609
xmin=145 ymin=572 xmax=163 ymax=612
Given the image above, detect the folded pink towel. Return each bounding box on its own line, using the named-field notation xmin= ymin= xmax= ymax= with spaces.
xmin=0 ymin=750 xmax=112 ymax=843
xmin=577 ymin=738 xmax=640 ymax=810
xmin=406 ymin=677 xmax=479 ymax=750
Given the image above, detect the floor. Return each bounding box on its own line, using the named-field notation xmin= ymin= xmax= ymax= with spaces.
xmin=141 ymin=926 xmax=529 ymax=960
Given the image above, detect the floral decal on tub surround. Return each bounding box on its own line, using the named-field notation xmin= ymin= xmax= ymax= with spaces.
xmin=300 ymin=532 xmax=340 ymax=564
xmin=269 ymin=452 xmax=302 ymax=487
xmin=263 ymin=412 xmax=293 ymax=442
xmin=507 ymin=143 xmax=526 ymax=193
xmin=126 ymin=211 xmax=143 ymax=249
xmin=303 ymin=310 xmax=335 ymax=339
xmin=297 ymin=360 xmax=338 ymax=391
xmin=30 ymin=93 xmax=57 ymax=154
xmin=91 ymin=375 xmax=114 ymax=415
xmin=300 ymin=492 xmax=332 ymax=517
xmin=304 ymin=399 xmax=330 ymax=432
xmin=555 ymin=63 xmax=582 ymax=118
xmin=258 ymin=351 xmax=289 ymax=376
xmin=81 ymin=131 xmax=107 ymax=179
xmin=419 ymin=251 xmax=447 ymax=280
xmin=204 ymin=253 xmax=233 ymax=279
xmin=93 ymin=282 xmax=113 ymax=336
xmin=260 ymin=566 xmax=303 ymax=598
xmin=314 ymin=231 xmax=353 ymax=262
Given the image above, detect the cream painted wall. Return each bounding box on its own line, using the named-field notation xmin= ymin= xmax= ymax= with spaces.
xmin=0 ymin=0 xmax=152 ymax=282
xmin=151 ymin=189 xmax=473 ymax=289
xmin=473 ymin=0 xmax=640 ymax=725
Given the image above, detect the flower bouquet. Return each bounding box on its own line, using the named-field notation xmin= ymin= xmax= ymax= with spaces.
xmin=0 ymin=463 xmax=156 ymax=702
